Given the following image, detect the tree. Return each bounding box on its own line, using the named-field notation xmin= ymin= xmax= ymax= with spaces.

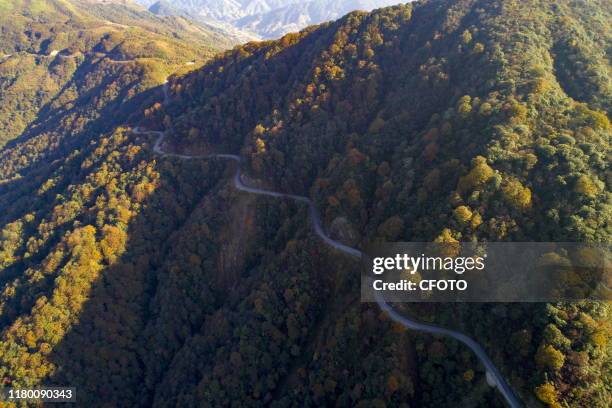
xmin=470 ymin=213 xmax=483 ymax=229
xmin=502 ymin=178 xmax=532 ymax=210
xmin=100 ymin=225 xmax=127 ymax=264
xmin=574 ymin=175 xmax=599 ymax=198
xmin=543 ymin=324 xmax=571 ymax=350
xmin=255 ymin=138 xmax=266 ymax=153
xmin=535 ymin=344 xmax=565 ymax=371
xmin=506 ymin=101 xmax=528 ymax=122
xmin=378 ymin=216 xmax=404 ymax=240
xmin=453 ymin=206 xmax=473 ymax=226
xmin=458 ymin=156 xmax=495 ymax=192
xmin=534 ymin=383 xmax=560 ymax=408
xmin=457 ymin=95 xmax=472 ymax=117
xmin=434 ymin=228 xmax=459 ymax=257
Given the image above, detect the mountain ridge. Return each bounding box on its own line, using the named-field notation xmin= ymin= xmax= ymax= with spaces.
xmin=141 ymin=0 xmax=403 ymax=39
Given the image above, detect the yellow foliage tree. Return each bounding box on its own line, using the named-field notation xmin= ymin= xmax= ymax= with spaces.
xmin=434 ymin=228 xmax=459 ymax=257
xmin=534 ymin=383 xmax=560 ymax=408
xmin=255 ymin=138 xmax=266 ymax=154
xmin=502 ymin=179 xmax=532 ymax=210
xmin=453 ymin=206 xmax=473 ymax=226
xmin=100 ymin=225 xmax=127 ymax=264
xmin=457 ymin=95 xmax=472 ymax=117
xmin=535 ymin=344 xmax=565 ymax=371
xmin=458 ymin=156 xmax=495 ymax=193
xmin=471 ymin=213 xmax=483 ymax=229
xmin=574 ymin=175 xmax=599 ymax=198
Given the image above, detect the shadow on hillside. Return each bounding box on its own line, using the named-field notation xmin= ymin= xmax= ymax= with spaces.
xmin=39 ymin=143 xmax=334 ymax=406
xmin=3 ymin=57 xmax=156 ymax=151
xmin=0 ymin=98 xmax=174 ymax=343
xmin=0 ymin=58 xmax=165 ymax=206
xmin=36 ymin=147 xmax=233 ymax=406
xmin=0 ymin=83 xmax=168 ymax=334
xmin=0 ymin=74 xmax=165 ymax=228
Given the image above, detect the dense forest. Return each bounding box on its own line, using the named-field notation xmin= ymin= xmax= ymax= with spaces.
xmin=0 ymin=0 xmax=610 ymax=407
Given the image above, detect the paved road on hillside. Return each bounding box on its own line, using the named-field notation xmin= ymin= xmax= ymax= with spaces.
xmin=3 ymin=50 xmax=155 ymax=64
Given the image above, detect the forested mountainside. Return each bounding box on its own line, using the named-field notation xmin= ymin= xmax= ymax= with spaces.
xmin=0 ymin=0 xmax=609 ymax=408
xmin=156 ymin=0 xmax=611 ymax=406
xmin=0 ymin=0 xmax=236 ymax=148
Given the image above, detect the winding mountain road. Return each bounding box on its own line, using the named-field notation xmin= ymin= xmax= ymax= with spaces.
xmin=133 ymin=83 xmax=524 ymax=408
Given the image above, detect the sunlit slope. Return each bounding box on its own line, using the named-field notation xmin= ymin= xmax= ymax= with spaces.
xmin=0 ymin=0 xmax=234 ymax=147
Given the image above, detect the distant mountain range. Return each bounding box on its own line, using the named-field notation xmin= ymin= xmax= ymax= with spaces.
xmin=137 ymin=0 xmax=403 ymax=39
